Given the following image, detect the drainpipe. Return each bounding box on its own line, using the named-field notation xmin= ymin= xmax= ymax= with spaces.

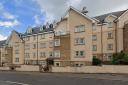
xmin=101 ymin=22 xmax=104 ymax=62
xmin=115 ymin=22 xmax=118 ymax=53
xmin=37 ymin=34 xmax=39 ymax=65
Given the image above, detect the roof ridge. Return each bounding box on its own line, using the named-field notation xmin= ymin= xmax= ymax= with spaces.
xmin=94 ymin=10 xmax=126 ymax=18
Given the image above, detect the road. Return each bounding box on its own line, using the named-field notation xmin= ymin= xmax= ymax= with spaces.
xmin=0 ymin=72 xmax=128 ymax=85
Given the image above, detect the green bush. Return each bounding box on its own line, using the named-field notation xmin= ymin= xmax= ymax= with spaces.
xmin=92 ymin=57 xmax=102 ymax=65
xmin=112 ymin=51 xmax=128 ymax=65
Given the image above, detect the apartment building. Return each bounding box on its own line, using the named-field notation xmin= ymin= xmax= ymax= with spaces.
xmin=22 ymin=25 xmax=54 ymax=66
xmin=54 ymin=7 xmax=93 ymax=66
xmin=93 ymin=10 xmax=128 ymax=62
xmin=0 ymin=6 xmax=128 ymax=67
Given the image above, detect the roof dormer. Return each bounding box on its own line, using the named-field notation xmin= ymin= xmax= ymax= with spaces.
xmin=26 ymin=26 xmax=32 ymax=34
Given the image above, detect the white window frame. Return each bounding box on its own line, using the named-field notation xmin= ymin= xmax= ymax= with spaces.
xmin=75 ymin=25 xmax=85 ymax=33
xmin=108 ymin=32 xmax=113 ymax=39
xmin=107 ymin=44 xmax=113 ymax=50
xmin=108 ymin=22 xmax=113 ymax=28
xmin=75 ymin=51 xmax=85 ymax=58
xmin=54 ymin=50 xmax=60 ymax=58
xmin=75 ymin=38 xmax=85 ymax=45
xmin=92 ymin=45 xmax=97 ymax=51
xmin=92 ymin=35 xmax=97 ymax=41
xmin=54 ymin=39 xmax=60 ymax=46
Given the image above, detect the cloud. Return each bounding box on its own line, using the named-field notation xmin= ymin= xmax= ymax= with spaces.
xmin=0 ymin=19 xmax=20 ymax=28
xmin=34 ymin=15 xmax=41 ymax=25
xmin=0 ymin=34 xmax=7 ymax=41
xmin=66 ymin=0 xmax=82 ymax=7
xmin=3 ymin=12 xmax=15 ymax=19
xmin=0 ymin=2 xmax=20 ymax=28
xmin=0 ymin=3 xmax=16 ymax=20
xmin=34 ymin=0 xmax=128 ymax=23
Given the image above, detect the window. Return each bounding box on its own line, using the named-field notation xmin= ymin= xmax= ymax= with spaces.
xmin=26 ymin=36 xmax=30 ymax=41
xmin=15 ymin=58 xmax=19 ymax=62
xmin=108 ymin=32 xmax=113 ymax=39
xmin=107 ymin=56 xmax=112 ymax=61
xmin=92 ymin=23 xmax=96 ymax=30
xmin=27 ymin=28 xmax=32 ymax=33
xmin=75 ymin=38 xmax=85 ymax=45
xmin=75 ymin=51 xmax=85 ymax=57
xmin=55 ymin=62 xmax=60 ymax=67
xmin=107 ymin=44 xmax=113 ymax=50
xmin=75 ymin=25 xmax=85 ymax=33
xmin=33 ymin=44 xmax=36 ymax=49
xmin=92 ymin=35 xmax=97 ymax=41
xmin=15 ymin=50 xmax=19 ymax=54
xmin=40 ymin=52 xmax=46 ymax=58
xmin=92 ymin=45 xmax=97 ymax=51
xmin=54 ymin=50 xmax=60 ymax=58
xmin=25 ymin=44 xmax=30 ymax=50
xmin=25 ymin=53 xmax=30 ymax=58
xmin=49 ymin=41 xmax=53 ymax=48
xmin=40 ymin=34 xmax=45 ymax=39
xmin=40 ymin=43 xmax=46 ymax=48
xmin=32 ymin=61 xmax=37 ymax=65
xmin=49 ymin=52 xmax=53 ymax=57
xmin=33 ymin=53 xmax=36 ymax=58
xmin=108 ymin=22 xmax=113 ymax=28
xmin=54 ymin=39 xmax=60 ymax=46
xmin=33 ymin=35 xmax=36 ymax=40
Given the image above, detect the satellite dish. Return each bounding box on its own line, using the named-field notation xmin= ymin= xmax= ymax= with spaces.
xmin=82 ymin=7 xmax=88 ymax=15
xmin=43 ymin=25 xmax=46 ymax=29
xmin=49 ymin=24 xmax=53 ymax=28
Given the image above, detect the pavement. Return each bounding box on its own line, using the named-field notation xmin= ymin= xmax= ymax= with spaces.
xmin=0 ymin=72 xmax=128 ymax=85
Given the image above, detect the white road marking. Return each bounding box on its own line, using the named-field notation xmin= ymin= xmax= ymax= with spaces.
xmin=5 ymin=81 xmax=29 ymax=85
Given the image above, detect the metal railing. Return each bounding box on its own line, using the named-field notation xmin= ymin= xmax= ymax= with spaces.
xmin=55 ymin=31 xmax=70 ymax=36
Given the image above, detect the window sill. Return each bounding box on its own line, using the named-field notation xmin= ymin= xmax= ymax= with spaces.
xmin=74 ymin=31 xmax=85 ymax=33
xmin=74 ymin=56 xmax=85 ymax=58
xmin=107 ymin=38 xmax=113 ymax=39
xmin=107 ymin=49 xmax=113 ymax=51
xmin=75 ymin=44 xmax=85 ymax=46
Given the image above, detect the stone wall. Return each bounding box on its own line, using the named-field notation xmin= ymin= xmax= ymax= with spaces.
xmin=52 ymin=65 xmax=128 ymax=74
xmin=16 ymin=65 xmax=39 ymax=72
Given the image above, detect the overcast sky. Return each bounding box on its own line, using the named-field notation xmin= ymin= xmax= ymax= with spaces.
xmin=0 ymin=0 xmax=128 ymax=40
xmin=34 ymin=0 xmax=128 ymax=22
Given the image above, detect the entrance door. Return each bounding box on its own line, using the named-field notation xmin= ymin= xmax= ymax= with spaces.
xmin=46 ymin=58 xmax=54 ymax=66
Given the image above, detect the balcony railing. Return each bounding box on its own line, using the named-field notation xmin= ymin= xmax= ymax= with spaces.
xmin=55 ymin=31 xmax=70 ymax=36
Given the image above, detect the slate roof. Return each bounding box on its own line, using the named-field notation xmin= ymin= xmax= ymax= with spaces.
xmin=94 ymin=10 xmax=127 ymax=22
xmin=23 ymin=25 xmax=54 ymax=36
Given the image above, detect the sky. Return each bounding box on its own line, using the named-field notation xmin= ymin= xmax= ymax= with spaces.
xmin=0 ymin=0 xmax=128 ymax=40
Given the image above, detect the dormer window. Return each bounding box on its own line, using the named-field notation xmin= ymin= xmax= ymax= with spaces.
xmin=40 ymin=26 xmax=44 ymax=32
xmin=108 ymin=22 xmax=113 ymax=28
xmin=27 ymin=28 xmax=32 ymax=33
xmin=46 ymin=22 xmax=49 ymax=29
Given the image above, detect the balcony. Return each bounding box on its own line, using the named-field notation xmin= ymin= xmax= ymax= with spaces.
xmin=55 ymin=31 xmax=70 ymax=36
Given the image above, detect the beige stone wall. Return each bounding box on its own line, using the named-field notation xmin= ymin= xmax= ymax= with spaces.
xmin=24 ymin=32 xmax=54 ymax=65
xmin=8 ymin=31 xmax=24 ymax=65
xmin=52 ymin=65 xmax=128 ymax=73
xmin=93 ymin=16 xmax=117 ymax=61
xmin=117 ymin=10 xmax=128 ymax=52
xmin=16 ymin=65 xmax=39 ymax=71
xmin=55 ymin=19 xmax=69 ymax=32
xmin=68 ymin=9 xmax=93 ymax=62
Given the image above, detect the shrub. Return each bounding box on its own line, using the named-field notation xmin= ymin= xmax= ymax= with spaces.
xmin=112 ymin=51 xmax=128 ymax=65
xmin=92 ymin=57 xmax=102 ymax=65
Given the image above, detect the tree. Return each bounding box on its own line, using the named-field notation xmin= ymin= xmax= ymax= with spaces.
xmin=112 ymin=51 xmax=128 ymax=65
